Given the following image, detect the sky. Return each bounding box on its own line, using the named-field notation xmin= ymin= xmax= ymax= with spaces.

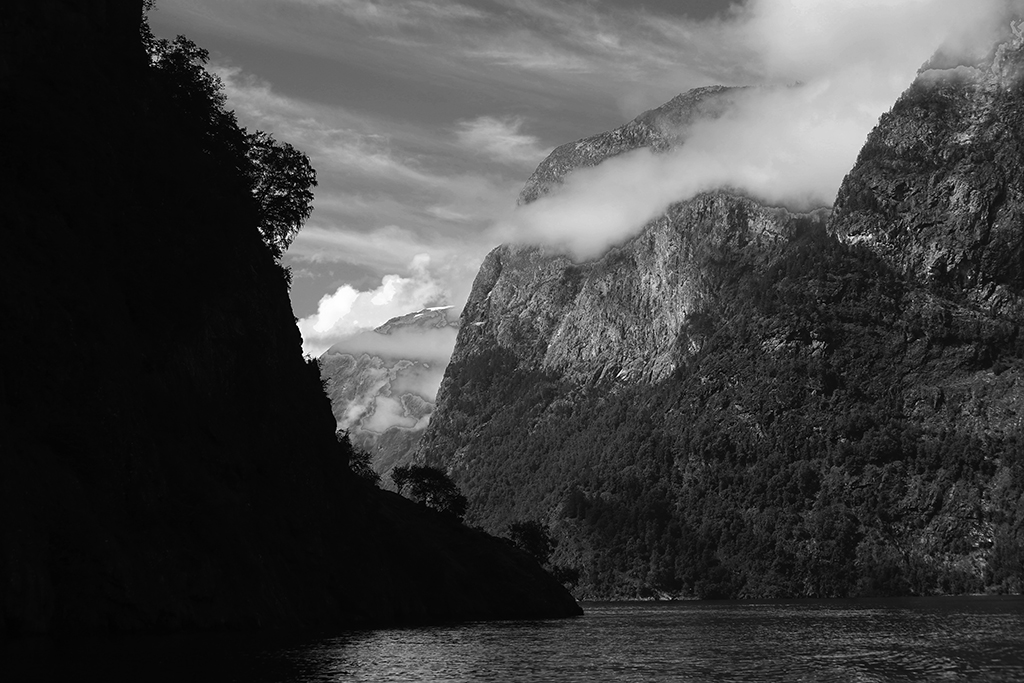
xmin=148 ymin=0 xmax=1018 ymax=358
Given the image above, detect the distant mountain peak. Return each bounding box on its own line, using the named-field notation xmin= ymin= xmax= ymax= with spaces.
xmin=374 ymin=306 xmax=460 ymax=336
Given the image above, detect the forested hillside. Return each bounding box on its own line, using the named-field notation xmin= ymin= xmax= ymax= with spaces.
xmin=419 ymin=23 xmax=1024 ymax=599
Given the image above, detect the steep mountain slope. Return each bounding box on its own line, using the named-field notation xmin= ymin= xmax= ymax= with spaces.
xmin=320 ymin=307 xmax=459 ymax=476
xmin=419 ymin=32 xmax=1024 ymax=599
xmin=831 ymin=19 xmax=1024 ymax=318
xmin=0 ymin=0 xmax=578 ymax=635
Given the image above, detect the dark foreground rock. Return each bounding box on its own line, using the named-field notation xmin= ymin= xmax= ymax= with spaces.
xmin=0 ymin=0 xmax=579 ymax=636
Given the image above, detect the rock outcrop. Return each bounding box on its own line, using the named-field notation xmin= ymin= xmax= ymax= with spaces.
xmin=0 ymin=0 xmax=579 ymax=636
xmin=452 ymin=196 xmax=823 ymax=387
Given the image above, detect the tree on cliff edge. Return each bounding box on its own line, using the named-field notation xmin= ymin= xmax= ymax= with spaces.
xmin=245 ymin=130 xmax=317 ymax=258
xmin=141 ymin=9 xmax=316 ymax=259
xmin=392 ymin=465 xmax=467 ymax=521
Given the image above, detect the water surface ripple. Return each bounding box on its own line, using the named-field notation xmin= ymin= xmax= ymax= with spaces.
xmin=8 ymin=596 xmax=1024 ymax=681
xmin=263 ymin=597 xmax=1024 ymax=682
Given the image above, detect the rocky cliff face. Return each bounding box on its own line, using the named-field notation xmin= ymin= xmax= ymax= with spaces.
xmin=831 ymin=19 xmax=1024 ymax=317
xmin=419 ymin=32 xmax=1024 ymax=599
xmin=320 ymin=307 xmax=459 ymax=476
xmin=453 ymin=196 xmax=823 ymax=387
xmin=0 ymin=0 xmax=578 ymax=636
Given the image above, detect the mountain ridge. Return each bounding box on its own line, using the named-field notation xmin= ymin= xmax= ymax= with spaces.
xmin=518 ymin=85 xmax=737 ymax=206
xmin=416 ymin=25 xmax=1024 ymax=599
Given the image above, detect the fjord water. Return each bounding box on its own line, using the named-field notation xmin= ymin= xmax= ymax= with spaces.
xmin=10 ymin=597 xmax=1024 ymax=681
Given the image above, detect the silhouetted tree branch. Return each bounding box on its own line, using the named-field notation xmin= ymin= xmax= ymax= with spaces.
xmin=141 ymin=6 xmax=316 ymax=261
xmin=245 ymin=131 xmax=317 ymax=258
xmin=337 ymin=431 xmax=381 ymax=486
xmin=392 ymin=465 xmax=467 ymax=520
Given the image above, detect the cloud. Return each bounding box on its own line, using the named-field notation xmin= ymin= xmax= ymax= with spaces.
xmin=287 ymin=224 xmax=487 ymax=311
xmin=214 ymin=65 xmax=439 ymax=187
xmin=291 ymin=224 xmax=435 ymax=270
xmin=209 ymin=61 xmax=520 ymax=321
xmin=329 ymin=360 xmax=440 ymax=434
xmin=326 ymin=326 xmax=459 ymax=365
xmin=359 ymin=394 xmax=431 ymax=433
xmin=160 ymin=0 xmax=1024 ymax=327
xmin=291 ymin=0 xmax=487 ymax=28
xmin=324 ymin=325 xmax=460 ymax=436
xmin=740 ymin=0 xmax=1014 ymax=83
xmin=297 ymin=254 xmax=461 ymax=356
xmin=498 ymin=0 xmax=1016 ymax=261
xmin=455 ymin=116 xmax=547 ymax=165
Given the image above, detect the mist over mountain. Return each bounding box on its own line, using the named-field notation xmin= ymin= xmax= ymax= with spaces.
xmin=320 ymin=307 xmax=459 ymax=477
xmin=417 ymin=20 xmax=1024 ymax=599
xmin=490 ymin=0 xmax=1020 ymax=263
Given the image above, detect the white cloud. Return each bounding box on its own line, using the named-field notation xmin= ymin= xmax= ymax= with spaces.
xmin=289 ymin=0 xmax=487 ymax=28
xmin=312 ymin=286 xmax=359 ymax=333
xmin=321 ymin=316 xmax=461 ymax=436
xmin=360 ymin=395 xmax=426 ymax=433
xmin=215 ymin=65 xmax=439 ymax=187
xmin=499 ymin=0 xmax=1016 ymax=261
xmin=326 ymin=326 xmax=459 ymax=365
xmin=329 ymin=363 xmax=438 ymax=435
xmin=297 ymin=254 xmax=458 ymax=356
xmin=740 ymin=0 xmax=1011 ymax=83
xmin=210 ymin=61 xmax=517 ymax=323
xmin=288 ymin=223 xmax=488 ymax=295
xmin=455 ymin=116 xmax=547 ymax=165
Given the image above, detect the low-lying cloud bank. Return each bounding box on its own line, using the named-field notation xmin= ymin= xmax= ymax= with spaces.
xmin=498 ymin=0 xmax=1018 ymax=261
xmin=334 ymin=361 xmax=443 ymax=435
xmin=323 ymin=325 xmax=459 ymax=438
xmin=325 ymin=326 xmax=459 ymax=366
xmin=297 ymin=254 xmax=460 ymax=357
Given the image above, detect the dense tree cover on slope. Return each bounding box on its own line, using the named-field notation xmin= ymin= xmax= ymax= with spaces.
xmin=426 ymin=228 xmax=1024 ymax=599
xmin=507 ymin=520 xmax=581 ymax=589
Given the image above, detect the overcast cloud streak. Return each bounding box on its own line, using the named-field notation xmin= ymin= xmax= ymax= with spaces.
xmin=455 ymin=116 xmax=548 ymax=166
xmin=151 ymin=0 xmax=1023 ymax=362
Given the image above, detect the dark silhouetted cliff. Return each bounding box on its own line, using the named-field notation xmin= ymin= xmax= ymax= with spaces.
xmin=0 ymin=0 xmax=579 ymax=636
